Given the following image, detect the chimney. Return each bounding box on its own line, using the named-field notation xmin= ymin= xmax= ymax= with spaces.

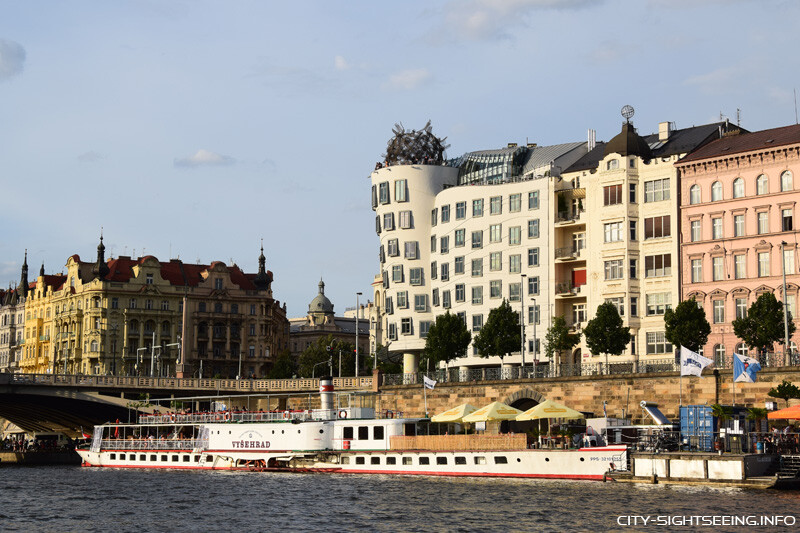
xmin=507 ymin=143 xmax=518 ymax=148
xmin=658 ymin=121 xmax=671 ymax=141
xmin=587 ymin=129 xmax=596 ymax=151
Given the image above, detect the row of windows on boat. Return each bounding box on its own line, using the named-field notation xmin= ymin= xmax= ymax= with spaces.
xmin=209 ymin=426 xmax=387 ymax=440
xmin=108 ymin=453 xmax=205 ymax=463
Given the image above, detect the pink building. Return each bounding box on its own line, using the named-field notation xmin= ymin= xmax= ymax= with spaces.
xmin=677 ymin=124 xmax=800 ymax=364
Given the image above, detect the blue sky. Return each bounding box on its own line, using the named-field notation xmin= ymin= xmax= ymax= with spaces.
xmin=1 ymin=0 xmax=799 ymax=316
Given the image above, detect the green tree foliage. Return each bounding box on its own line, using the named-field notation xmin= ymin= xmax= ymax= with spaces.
xmin=711 ymin=403 xmax=733 ymax=422
xmin=365 ymin=345 xmax=403 ymax=374
xmin=543 ymin=316 xmax=580 ymax=361
xmin=421 ymin=311 xmax=472 ymax=370
xmin=268 ymin=350 xmax=296 ymax=379
xmin=664 ymin=298 xmax=711 ymax=352
xmin=732 ymin=292 xmax=796 ymax=353
xmin=583 ymin=302 xmax=630 ymax=357
xmin=298 ymin=335 xmax=355 ymax=377
xmin=473 ymin=299 xmax=520 ymax=360
xmin=768 ymin=380 xmax=800 ymax=408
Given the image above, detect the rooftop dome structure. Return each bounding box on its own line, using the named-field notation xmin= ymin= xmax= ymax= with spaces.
xmin=309 ymin=279 xmax=334 ymax=315
xmin=604 ymin=121 xmax=653 ymax=160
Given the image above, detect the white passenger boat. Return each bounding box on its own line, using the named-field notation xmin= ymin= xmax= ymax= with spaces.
xmin=77 ymin=381 xmax=627 ymax=481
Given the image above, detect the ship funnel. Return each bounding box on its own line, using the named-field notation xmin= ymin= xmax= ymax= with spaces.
xmin=320 ymin=376 xmax=334 ymax=411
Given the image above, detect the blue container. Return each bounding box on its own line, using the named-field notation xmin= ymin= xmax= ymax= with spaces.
xmin=680 ymin=405 xmax=717 ymax=452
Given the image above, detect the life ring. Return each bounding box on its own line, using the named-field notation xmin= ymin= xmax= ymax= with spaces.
xmin=224 ymin=412 xmax=231 ymax=422
xmin=170 ymin=414 xmax=176 ymax=423
xmin=386 ymin=410 xmax=394 ymax=419
xmin=338 ymin=410 xmax=348 ymax=419
xmin=283 ymin=411 xmax=291 ymax=420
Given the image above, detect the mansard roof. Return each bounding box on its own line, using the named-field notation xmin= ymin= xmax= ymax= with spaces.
xmin=678 ymin=123 xmax=800 ymax=164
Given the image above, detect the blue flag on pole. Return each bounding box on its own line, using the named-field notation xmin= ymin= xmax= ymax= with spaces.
xmin=734 ymin=353 xmax=762 ymax=383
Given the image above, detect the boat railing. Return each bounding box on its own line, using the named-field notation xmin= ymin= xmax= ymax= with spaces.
xmin=137 ymin=411 xmax=313 ymax=424
xmin=99 ymin=439 xmax=199 ymax=451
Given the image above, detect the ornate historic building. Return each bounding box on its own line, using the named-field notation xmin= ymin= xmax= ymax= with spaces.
xmin=16 ymin=238 xmax=288 ymax=377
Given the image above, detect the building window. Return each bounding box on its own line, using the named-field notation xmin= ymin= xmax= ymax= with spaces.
xmin=690 ymin=185 xmax=701 ymax=204
xmin=604 ymin=259 xmax=624 ymax=280
xmin=644 ymin=178 xmax=670 ymax=202
xmin=454 ymin=256 xmax=464 ymax=275
xmin=528 ymin=220 xmax=539 ymax=239
xmin=712 ymin=256 xmax=724 ymax=281
xmin=431 ymin=208 xmax=438 ymax=226
xmin=471 ymin=286 xmax=483 ymax=305
xmin=734 ymin=254 xmax=746 ymax=279
xmin=472 ymin=199 xmax=484 ymax=217
xmin=645 ymin=254 xmax=671 ymax=278
xmin=145 ymin=299 xmax=153 ymax=310
xmin=784 ymin=248 xmax=795 ymax=275
xmin=490 ymin=280 xmax=502 ymax=299
xmin=603 ymin=184 xmax=622 ymax=206
xmin=441 ymin=204 xmax=450 ymax=223
xmin=509 ymin=226 xmax=521 ymax=245
xmin=605 ymin=297 xmax=624 ymax=316
xmin=734 ymin=214 xmax=745 ymax=237
xmin=528 ymin=191 xmax=539 ymax=210
xmin=395 ymin=179 xmax=408 ymax=202
xmin=440 ymin=262 xmax=449 ymax=281
xmin=607 ymin=159 xmax=619 ymax=170
xmin=736 ymin=297 xmax=747 ymax=320
xmin=455 ymin=229 xmax=465 ymax=247
xmin=782 ymin=170 xmax=793 ymax=192
xmin=409 ymin=268 xmax=423 ymax=286
xmin=414 ymin=294 xmax=428 ymax=312
xmin=388 ymin=323 xmax=397 ymax=340
xmin=456 ymin=201 xmax=466 ymax=219
xmin=783 ymin=209 xmax=793 ymax=231
xmin=490 ymin=252 xmax=502 ymax=271
xmin=111 ymin=298 xmax=119 ymax=309
xmin=472 ymin=314 xmax=483 ymax=332
xmin=440 ymin=236 xmax=449 ymax=254
xmin=442 ymin=290 xmax=451 ymax=309
xmin=528 ymin=248 xmax=539 ymax=267
xmin=392 ymin=265 xmax=403 ymax=283
xmin=528 ymin=276 xmax=539 ymax=295
xmin=758 ymin=211 xmax=769 ymax=234
xmin=573 ymin=303 xmax=586 ymax=324
xmin=455 ymin=284 xmax=465 ymax=302
xmin=146 ymin=273 xmax=154 ymax=285
xmin=432 ymin=289 xmax=440 ymax=307
xmin=757 ymin=174 xmax=768 ymax=195
xmin=690 ymin=220 xmax=701 ymax=242
xmin=385 ymin=296 xmax=393 ymax=314
xmin=379 ymin=182 xmax=390 ymax=204
xmin=630 ymin=183 xmax=637 ymax=203
xmin=604 ymin=222 xmax=623 ymax=242
xmin=404 ymin=241 xmax=418 ymax=259
xmin=711 ymin=217 xmax=722 ymax=240
xmin=401 ymin=318 xmax=413 ymax=335
xmin=387 ymin=239 xmax=399 ymax=256
xmin=758 ymin=251 xmax=770 ymax=277
xmin=646 ymin=331 xmax=671 ymax=354
xmin=471 ymin=258 xmax=483 ymax=277
xmin=509 ymin=194 xmax=521 ymax=212
xmin=471 ymin=231 xmax=483 ymax=249
xmin=713 ymin=300 xmax=725 ymax=324
xmin=733 ymin=177 xmax=744 ymax=198
xmin=490 ymin=196 xmax=502 ymax=215
xmin=489 ymin=224 xmax=502 ymax=243
xmin=383 ymin=213 xmax=395 ymax=231
xmin=644 ymin=216 xmax=671 ymax=239
xmin=130 ymin=299 xmax=137 ymax=309
xmin=509 ymin=254 xmax=521 ymax=273
xmin=399 ymin=211 xmax=412 ymax=229
xmin=397 ymin=291 xmax=408 ymax=309
xmin=509 ymin=282 xmax=521 ymax=302
xmin=629 ymin=258 xmax=637 ymax=279
xmin=646 ymin=293 xmax=672 ymax=316
xmin=420 ymin=321 xmax=431 ymax=339
xmin=711 ymin=181 xmax=722 ymax=201
xmin=630 ymin=221 xmax=637 ymax=241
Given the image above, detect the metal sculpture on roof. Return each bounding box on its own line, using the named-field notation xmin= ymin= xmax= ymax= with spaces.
xmin=383 ymin=120 xmax=449 ymax=165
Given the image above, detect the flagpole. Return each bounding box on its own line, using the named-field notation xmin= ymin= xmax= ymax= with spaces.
xmin=423 ymin=378 xmax=428 ymax=418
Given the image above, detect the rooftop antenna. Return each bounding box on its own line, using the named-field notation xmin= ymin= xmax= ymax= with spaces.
xmin=621 ymin=105 xmax=634 ymax=124
xmin=736 ymin=108 xmax=741 ymax=127
xmin=795 ymin=88 xmax=798 ymax=125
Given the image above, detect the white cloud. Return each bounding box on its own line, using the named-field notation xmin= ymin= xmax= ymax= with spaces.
xmin=0 ymin=39 xmax=26 ymax=81
xmin=438 ymin=0 xmax=596 ymax=42
xmin=683 ymin=66 xmax=740 ymax=95
xmin=384 ymin=68 xmax=432 ymax=91
xmin=334 ymin=55 xmax=350 ymax=71
xmin=78 ymin=151 xmax=104 ymax=163
xmin=174 ymin=149 xmax=236 ymax=168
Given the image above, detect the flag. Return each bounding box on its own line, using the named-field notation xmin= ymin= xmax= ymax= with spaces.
xmin=734 ymin=353 xmax=762 ymax=383
xmin=423 ymin=376 xmax=437 ymax=390
xmin=680 ymin=346 xmax=713 ymax=377
xmin=603 ymin=401 xmax=607 ymax=418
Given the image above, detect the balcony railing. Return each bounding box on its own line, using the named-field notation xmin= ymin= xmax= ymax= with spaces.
xmin=554 ymin=247 xmax=580 ymax=260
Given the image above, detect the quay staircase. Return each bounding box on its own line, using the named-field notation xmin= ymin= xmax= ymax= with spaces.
xmin=777 ymin=455 xmax=800 ymax=479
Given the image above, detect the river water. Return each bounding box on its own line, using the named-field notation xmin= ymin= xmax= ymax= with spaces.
xmin=1 ymin=466 xmax=799 ymax=532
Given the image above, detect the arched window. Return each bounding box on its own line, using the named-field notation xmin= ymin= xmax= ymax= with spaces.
xmin=781 ymin=170 xmax=793 ymax=192
xmin=90 ymin=340 xmax=98 ymax=352
xmin=161 ymin=321 xmax=171 ymax=336
xmin=690 ymin=185 xmax=701 ymax=204
xmin=757 ymin=174 xmax=768 ymax=195
xmin=735 ymin=343 xmax=749 ymax=357
xmin=732 ymin=177 xmax=744 ymax=198
xmin=711 ymin=181 xmax=722 ymax=201
xmin=606 ymin=159 xmax=619 ymax=170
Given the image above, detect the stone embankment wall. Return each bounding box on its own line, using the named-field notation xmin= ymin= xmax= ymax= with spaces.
xmin=373 ymin=368 xmax=800 ymax=421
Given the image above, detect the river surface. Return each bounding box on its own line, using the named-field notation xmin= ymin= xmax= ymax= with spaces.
xmin=1 ymin=466 xmax=799 ymax=532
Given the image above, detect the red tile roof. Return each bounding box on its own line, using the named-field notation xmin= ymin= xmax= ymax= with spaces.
xmin=678 ymin=124 xmax=800 ymax=164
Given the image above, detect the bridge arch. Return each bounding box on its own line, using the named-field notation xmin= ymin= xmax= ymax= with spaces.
xmin=503 ymin=388 xmax=546 ymax=410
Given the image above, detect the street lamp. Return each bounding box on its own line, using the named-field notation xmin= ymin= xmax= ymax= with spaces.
xmin=355 ymin=292 xmax=362 ymax=377
xmin=136 ymin=346 xmax=147 ymax=376
xmin=532 ymin=297 xmax=538 ymax=368
xmin=521 ymin=274 xmax=526 ymax=370
xmin=782 ymin=241 xmax=791 ymax=364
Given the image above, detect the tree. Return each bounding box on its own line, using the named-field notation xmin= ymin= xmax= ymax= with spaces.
xmin=664 ymin=298 xmax=711 ymax=352
xmin=732 ymin=292 xmax=796 ymax=355
xmin=365 ymin=344 xmax=403 ymax=374
xmin=298 ymin=335 xmax=356 ymax=377
xmin=583 ymin=302 xmax=630 ymax=361
xmin=421 ymin=312 xmax=472 ymax=370
xmin=768 ymin=380 xmax=800 ymax=408
xmin=543 ymin=316 xmax=580 ymax=363
xmin=268 ymin=350 xmax=296 ymax=379
xmin=473 ymin=299 xmax=520 ymax=361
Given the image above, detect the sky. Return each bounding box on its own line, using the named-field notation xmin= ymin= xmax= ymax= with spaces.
xmin=1 ymin=0 xmax=799 ymax=317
